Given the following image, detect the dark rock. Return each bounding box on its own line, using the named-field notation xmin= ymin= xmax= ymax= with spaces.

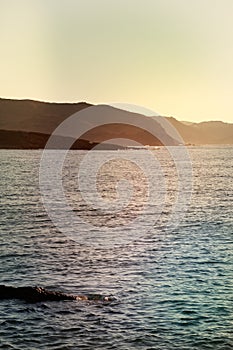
xmin=0 ymin=285 xmax=115 ymax=303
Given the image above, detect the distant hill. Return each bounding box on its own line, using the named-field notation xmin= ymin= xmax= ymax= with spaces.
xmin=0 ymin=98 xmax=178 ymax=148
xmin=0 ymin=98 xmax=232 ymax=148
xmin=166 ymin=117 xmax=233 ymax=145
xmin=0 ymin=98 xmax=91 ymax=134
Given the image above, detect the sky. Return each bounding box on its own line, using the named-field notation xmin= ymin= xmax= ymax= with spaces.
xmin=0 ymin=0 xmax=233 ymax=123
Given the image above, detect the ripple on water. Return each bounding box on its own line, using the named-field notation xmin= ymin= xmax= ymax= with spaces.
xmin=0 ymin=148 xmax=233 ymax=349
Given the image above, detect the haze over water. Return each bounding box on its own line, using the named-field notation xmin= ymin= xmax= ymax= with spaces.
xmin=0 ymin=147 xmax=232 ymax=349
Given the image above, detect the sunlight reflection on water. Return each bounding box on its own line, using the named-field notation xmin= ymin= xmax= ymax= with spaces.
xmin=0 ymin=147 xmax=232 ymax=349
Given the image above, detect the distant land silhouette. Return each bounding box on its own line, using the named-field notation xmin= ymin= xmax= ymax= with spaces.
xmin=0 ymin=98 xmax=232 ymax=148
xmin=167 ymin=117 xmax=233 ymax=145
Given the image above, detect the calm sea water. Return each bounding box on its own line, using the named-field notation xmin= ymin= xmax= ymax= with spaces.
xmin=0 ymin=147 xmax=232 ymax=350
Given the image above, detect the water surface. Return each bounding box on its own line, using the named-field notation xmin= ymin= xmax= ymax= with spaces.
xmin=0 ymin=147 xmax=232 ymax=349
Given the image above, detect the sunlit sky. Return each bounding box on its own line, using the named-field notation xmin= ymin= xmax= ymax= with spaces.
xmin=1 ymin=0 xmax=233 ymax=122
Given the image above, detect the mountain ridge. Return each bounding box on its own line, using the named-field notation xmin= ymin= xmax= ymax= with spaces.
xmin=0 ymin=98 xmax=232 ymax=147
xmin=0 ymin=98 xmax=178 ymax=147
xmin=166 ymin=116 xmax=233 ymax=145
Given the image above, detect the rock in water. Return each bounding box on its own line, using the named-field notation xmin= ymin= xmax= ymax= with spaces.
xmin=0 ymin=285 xmax=115 ymax=303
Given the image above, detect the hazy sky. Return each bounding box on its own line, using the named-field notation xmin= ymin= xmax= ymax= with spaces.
xmin=1 ymin=0 xmax=233 ymax=122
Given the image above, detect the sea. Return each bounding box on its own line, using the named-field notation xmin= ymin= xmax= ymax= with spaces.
xmin=0 ymin=146 xmax=232 ymax=350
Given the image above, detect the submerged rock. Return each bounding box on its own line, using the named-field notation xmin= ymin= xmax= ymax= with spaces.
xmin=0 ymin=285 xmax=115 ymax=303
